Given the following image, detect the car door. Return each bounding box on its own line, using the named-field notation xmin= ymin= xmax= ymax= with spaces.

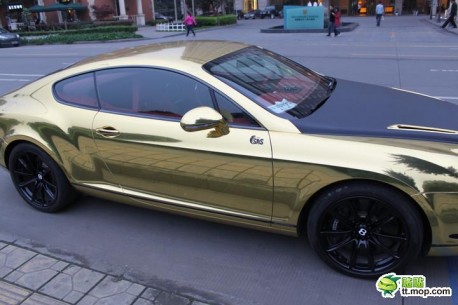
xmin=92 ymin=67 xmax=273 ymax=221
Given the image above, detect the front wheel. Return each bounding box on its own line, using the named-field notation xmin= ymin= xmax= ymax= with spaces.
xmin=8 ymin=143 xmax=78 ymax=213
xmin=307 ymin=182 xmax=424 ymax=278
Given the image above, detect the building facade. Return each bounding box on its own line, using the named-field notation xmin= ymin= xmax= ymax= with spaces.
xmin=235 ymin=0 xmax=444 ymax=16
xmin=1 ymin=0 xmax=155 ymax=29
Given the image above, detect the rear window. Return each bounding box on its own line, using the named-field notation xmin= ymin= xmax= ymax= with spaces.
xmin=53 ymin=72 xmax=99 ymax=109
xmin=203 ymin=47 xmax=334 ymax=119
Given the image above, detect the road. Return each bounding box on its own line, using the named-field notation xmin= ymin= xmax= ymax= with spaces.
xmin=0 ymin=15 xmax=457 ymax=305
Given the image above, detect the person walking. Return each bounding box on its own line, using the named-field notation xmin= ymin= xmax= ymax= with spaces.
xmin=184 ymin=11 xmax=197 ymax=37
xmin=375 ymin=1 xmax=384 ymax=26
xmin=441 ymin=0 xmax=457 ymax=29
xmin=327 ymin=5 xmax=340 ymax=36
xmin=334 ymin=7 xmax=342 ymax=31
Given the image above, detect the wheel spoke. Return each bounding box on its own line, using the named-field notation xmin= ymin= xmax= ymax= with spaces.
xmin=31 ymin=181 xmax=40 ymax=202
xmin=13 ymin=167 xmax=34 ymax=177
xmin=347 ymin=199 xmax=359 ymax=219
xmin=369 ymin=236 xmax=400 ymax=259
xmin=328 ymin=210 xmax=354 ymax=228
xmin=366 ymin=200 xmax=378 ymax=220
xmin=372 ymin=215 xmax=397 ymax=230
xmin=320 ymin=230 xmax=352 ymax=235
xmin=42 ymin=182 xmax=56 ymax=201
xmin=348 ymin=242 xmax=360 ymax=270
xmin=326 ymin=236 xmax=355 ymax=252
xmin=17 ymin=177 xmax=38 ymax=188
xmin=373 ymin=232 xmax=407 ymax=241
xmin=364 ymin=242 xmax=376 ymax=271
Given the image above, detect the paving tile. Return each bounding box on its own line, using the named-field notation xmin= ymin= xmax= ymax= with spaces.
xmin=140 ymin=287 xmax=161 ymax=300
xmin=132 ymin=299 xmax=154 ymax=305
xmin=0 ymin=246 xmax=36 ymax=278
xmin=154 ymin=292 xmax=191 ymax=305
xmin=76 ymin=276 xmax=145 ymax=305
xmin=22 ymin=293 xmax=70 ymax=305
xmin=5 ymin=255 xmax=60 ymax=290
xmin=39 ymin=266 xmax=104 ymax=303
xmin=0 ymin=280 xmax=31 ymax=305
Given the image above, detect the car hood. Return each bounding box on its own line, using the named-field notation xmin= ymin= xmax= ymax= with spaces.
xmin=0 ymin=32 xmax=18 ymax=39
xmin=291 ymin=79 xmax=458 ymax=143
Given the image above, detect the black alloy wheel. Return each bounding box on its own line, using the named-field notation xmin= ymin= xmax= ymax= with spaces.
xmin=307 ymin=182 xmax=424 ymax=278
xmin=8 ymin=143 xmax=77 ymax=212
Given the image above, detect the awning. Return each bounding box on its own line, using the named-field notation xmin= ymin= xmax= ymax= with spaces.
xmin=28 ymin=5 xmax=47 ymax=12
xmin=45 ymin=2 xmax=87 ymax=11
xmin=28 ymin=2 xmax=87 ymax=12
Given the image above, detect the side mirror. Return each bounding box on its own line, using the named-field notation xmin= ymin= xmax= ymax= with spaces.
xmin=180 ymin=107 xmax=230 ymax=138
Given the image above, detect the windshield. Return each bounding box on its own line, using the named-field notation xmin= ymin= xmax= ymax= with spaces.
xmin=203 ymin=46 xmax=335 ymax=119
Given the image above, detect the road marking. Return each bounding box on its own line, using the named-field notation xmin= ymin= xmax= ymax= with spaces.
xmin=430 ymin=69 xmax=458 ymax=72
xmin=435 ymin=96 xmax=458 ymax=100
xmin=352 ymin=53 xmax=458 ymax=59
xmin=0 ymin=73 xmax=44 ymax=77
xmin=0 ymin=78 xmax=30 ymax=82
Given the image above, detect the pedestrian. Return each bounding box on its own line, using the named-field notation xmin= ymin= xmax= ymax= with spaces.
xmin=326 ymin=5 xmax=340 ymax=36
xmin=334 ymin=7 xmax=342 ymax=30
xmin=376 ymin=1 xmax=384 ymax=26
xmin=184 ymin=11 xmax=197 ymax=37
xmin=441 ymin=0 xmax=457 ymax=29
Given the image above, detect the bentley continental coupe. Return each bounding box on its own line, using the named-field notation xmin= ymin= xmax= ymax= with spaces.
xmin=0 ymin=41 xmax=457 ymax=277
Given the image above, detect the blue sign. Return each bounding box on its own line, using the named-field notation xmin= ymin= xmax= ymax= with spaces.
xmin=284 ymin=6 xmax=325 ymax=29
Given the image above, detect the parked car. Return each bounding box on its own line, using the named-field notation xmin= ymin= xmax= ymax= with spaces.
xmin=1 ymin=41 xmax=457 ymax=278
xmin=244 ymin=10 xmax=261 ymax=19
xmin=260 ymin=5 xmax=282 ymax=18
xmin=235 ymin=9 xmax=244 ymax=19
xmin=154 ymin=13 xmax=173 ymax=22
xmin=0 ymin=27 xmax=20 ymax=47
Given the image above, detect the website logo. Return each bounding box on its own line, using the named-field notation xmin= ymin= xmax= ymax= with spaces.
xmin=376 ymin=273 xmax=453 ymax=299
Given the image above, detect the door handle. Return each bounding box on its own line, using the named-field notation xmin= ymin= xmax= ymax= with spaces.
xmin=95 ymin=126 xmax=121 ymax=138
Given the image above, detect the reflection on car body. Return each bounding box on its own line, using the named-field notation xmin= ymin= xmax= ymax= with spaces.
xmin=0 ymin=41 xmax=457 ymax=278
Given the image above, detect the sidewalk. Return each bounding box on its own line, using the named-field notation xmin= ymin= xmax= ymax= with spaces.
xmin=0 ymin=241 xmax=209 ymax=305
xmin=425 ymin=15 xmax=458 ymax=34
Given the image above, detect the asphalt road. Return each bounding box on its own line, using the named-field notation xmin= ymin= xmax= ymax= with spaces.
xmin=0 ymin=15 xmax=457 ymax=305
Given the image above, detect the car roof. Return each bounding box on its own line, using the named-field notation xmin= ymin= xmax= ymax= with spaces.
xmin=72 ymin=40 xmax=251 ymax=69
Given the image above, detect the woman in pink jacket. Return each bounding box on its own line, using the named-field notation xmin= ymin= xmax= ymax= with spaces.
xmin=184 ymin=12 xmax=197 ymax=37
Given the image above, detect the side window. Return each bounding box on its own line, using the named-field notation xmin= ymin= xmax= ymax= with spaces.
xmin=54 ymin=72 xmax=98 ymax=108
xmin=96 ymin=68 xmax=214 ymax=119
xmin=214 ymin=92 xmax=259 ymax=127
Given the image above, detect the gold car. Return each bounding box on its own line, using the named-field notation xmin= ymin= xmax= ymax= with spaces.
xmin=0 ymin=41 xmax=457 ymax=277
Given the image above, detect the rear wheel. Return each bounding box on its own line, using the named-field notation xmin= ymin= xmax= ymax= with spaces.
xmin=307 ymin=182 xmax=423 ymax=278
xmin=8 ymin=143 xmax=78 ymax=212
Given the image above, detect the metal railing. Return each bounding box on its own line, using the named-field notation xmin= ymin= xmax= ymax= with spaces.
xmin=156 ymin=22 xmax=186 ymax=32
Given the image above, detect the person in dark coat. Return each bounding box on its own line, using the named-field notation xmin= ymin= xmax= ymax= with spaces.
xmin=326 ymin=5 xmax=341 ymax=36
xmin=442 ymin=0 xmax=457 ymax=29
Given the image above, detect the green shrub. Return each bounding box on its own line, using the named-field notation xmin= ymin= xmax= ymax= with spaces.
xmin=18 ymin=25 xmax=137 ymax=37
xmin=21 ymin=31 xmax=141 ymax=45
xmin=195 ymin=15 xmax=236 ymax=26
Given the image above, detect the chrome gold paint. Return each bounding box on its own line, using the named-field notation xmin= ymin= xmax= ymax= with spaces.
xmin=92 ymin=111 xmax=273 ymax=219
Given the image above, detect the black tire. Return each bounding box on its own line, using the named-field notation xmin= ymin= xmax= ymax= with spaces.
xmin=8 ymin=143 xmax=78 ymax=213
xmin=307 ymin=182 xmax=423 ymax=278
